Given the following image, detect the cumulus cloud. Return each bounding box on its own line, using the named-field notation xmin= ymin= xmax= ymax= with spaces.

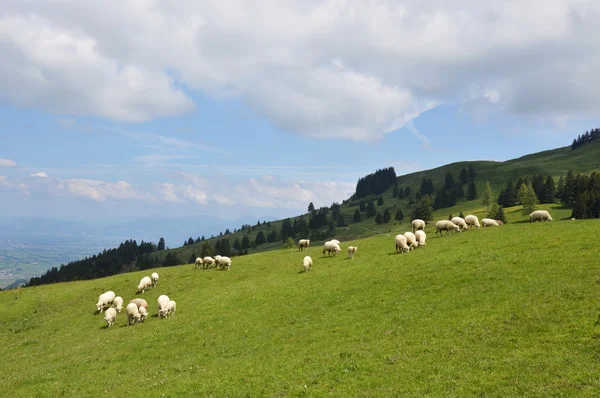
xmin=2 ymin=1 xmax=599 ymax=141
xmin=0 ymin=158 xmax=17 ymax=167
xmin=59 ymin=179 xmax=151 ymax=202
xmin=30 ymin=172 xmax=48 ymax=178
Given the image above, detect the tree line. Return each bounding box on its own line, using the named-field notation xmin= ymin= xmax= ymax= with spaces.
xmin=571 ymin=128 xmax=600 ymax=150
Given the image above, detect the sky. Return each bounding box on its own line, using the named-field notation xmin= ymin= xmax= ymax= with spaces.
xmin=1 ymin=1 xmax=600 ymax=222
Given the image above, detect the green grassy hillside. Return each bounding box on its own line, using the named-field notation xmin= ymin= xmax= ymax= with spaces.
xmin=2 ymin=215 xmax=600 ymax=396
xmin=155 ymin=141 xmax=600 ymax=265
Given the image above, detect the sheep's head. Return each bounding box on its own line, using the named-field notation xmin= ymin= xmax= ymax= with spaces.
xmin=548 ymin=216 xmax=553 ymax=221
xmin=402 ymin=246 xmax=410 ymax=253
xmin=159 ymin=308 xmax=168 ymax=318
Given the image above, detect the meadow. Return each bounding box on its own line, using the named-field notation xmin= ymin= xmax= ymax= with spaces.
xmin=1 ymin=211 xmax=600 ymax=397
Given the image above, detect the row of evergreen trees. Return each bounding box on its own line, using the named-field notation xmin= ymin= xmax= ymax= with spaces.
xmin=571 ymin=128 xmax=600 ymax=150
xmin=354 ymin=167 xmax=397 ymax=199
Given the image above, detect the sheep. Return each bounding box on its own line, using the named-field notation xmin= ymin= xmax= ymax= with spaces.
xmin=347 ymin=246 xmax=358 ymax=259
xmin=451 ymin=217 xmax=469 ymax=231
xmin=465 ymin=215 xmax=480 ymax=230
xmin=411 ymin=219 xmax=425 ymax=233
xmin=151 ymin=272 xmax=159 ymax=286
xmin=415 ymin=230 xmax=427 ymax=247
xmin=139 ymin=306 xmax=148 ymax=323
xmin=104 ymin=307 xmax=117 ymax=328
xmin=435 ymin=220 xmax=460 ymax=236
xmin=157 ymin=295 xmax=170 ymax=318
xmin=330 ymin=239 xmax=341 ymax=245
xmin=395 ymin=234 xmax=410 ymax=253
xmin=530 ymin=210 xmax=553 ymax=222
xmin=96 ymin=291 xmax=116 ymax=313
xmin=126 ymin=302 xmax=141 ymax=325
xmin=166 ymin=300 xmax=177 ymax=317
xmin=216 ymin=256 xmax=232 ymax=270
xmin=129 ymin=298 xmax=148 ymax=310
xmin=322 ymin=241 xmax=341 ymax=257
xmin=298 ymin=239 xmax=310 ymax=251
xmin=202 ymin=256 xmax=214 ymax=269
xmin=303 ymin=256 xmax=313 ymax=272
xmin=481 ymin=218 xmax=499 ymax=227
xmin=137 ymin=276 xmax=153 ymax=293
xmin=403 ymin=232 xmax=417 ymax=250
xmin=194 ymin=257 xmax=203 ymax=269
xmin=112 ymin=296 xmax=124 ymax=313
xmin=495 ymin=220 xmax=505 ymax=226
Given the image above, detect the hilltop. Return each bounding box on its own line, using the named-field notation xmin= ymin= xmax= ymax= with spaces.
xmin=2 ymin=214 xmax=600 ymax=396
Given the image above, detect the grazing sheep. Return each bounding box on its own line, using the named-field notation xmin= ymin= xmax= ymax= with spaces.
xmin=202 ymin=256 xmax=214 ymax=269
xmin=112 ymin=296 xmax=123 ymax=313
xmin=96 ymin=291 xmax=116 ymax=313
xmin=451 ymin=217 xmax=469 ymax=231
xmin=298 ymin=239 xmax=310 ymax=251
xmin=495 ymin=220 xmax=505 ymax=226
xmin=151 ymin=272 xmax=159 ymax=286
xmin=137 ymin=276 xmax=153 ymax=293
xmin=347 ymin=246 xmax=358 ymax=258
xmin=157 ymin=295 xmax=170 ymax=318
xmin=395 ymin=234 xmax=410 ymax=253
xmin=104 ymin=307 xmax=117 ymax=328
xmin=435 ymin=220 xmax=460 ymax=236
xmin=403 ymin=232 xmax=417 ymax=250
xmin=322 ymin=241 xmax=342 ymax=257
xmin=126 ymin=303 xmax=141 ymax=325
xmin=411 ymin=219 xmax=426 ymax=233
xmin=129 ymin=298 xmax=148 ymax=310
xmin=195 ymin=257 xmax=203 ymax=269
xmin=303 ymin=256 xmax=313 ymax=272
xmin=415 ymin=230 xmax=427 ymax=247
xmin=216 ymin=256 xmax=232 ymax=270
xmin=139 ymin=306 xmax=148 ymax=323
xmin=330 ymin=239 xmax=340 ymax=245
xmin=530 ymin=210 xmax=553 ymax=222
xmin=465 ymin=215 xmax=481 ymax=230
xmin=166 ymin=300 xmax=177 ymax=317
xmin=481 ymin=218 xmax=499 ymax=227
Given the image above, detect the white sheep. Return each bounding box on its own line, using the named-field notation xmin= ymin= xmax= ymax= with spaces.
xmin=139 ymin=306 xmax=148 ymax=323
xmin=166 ymin=300 xmax=177 ymax=317
xmin=530 ymin=210 xmax=553 ymax=222
xmin=465 ymin=215 xmax=481 ymax=230
xmin=96 ymin=291 xmax=116 ymax=313
xmin=330 ymin=239 xmax=341 ymax=245
xmin=403 ymin=232 xmax=417 ymax=250
xmin=202 ymin=256 xmax=214 ymax=269
xmin=112 ymin=296 xmax=124 ymax=313
xmin=216 ymin=256 xmax=232 ymax=270
xmin=395 ymin=234 xmax=410 ymax=253
xmin=322 ymin=241 xmax=341 ymax=257
xmin=129 ymin=298 xmax=148 ymax=310
xmin=411 ymin=219 xmax=426 ymax=233
xmin=298 ymin=239 xmax=310 ymax=251
xmin=303 ymin=256 xmax=313 ymax=272
xmin=415 ymin=230 xmax=427 ymax=247
xmin=451 ymin=217 xmax=469 ymax=231
xmin=347 ymin=246 xmax=358 ymax=259
xmin=435 ymin=220 xmax=460 ymax=236
xmin=126 ymin=302 xmax=141 ymax=325
xmin=194 ymin=257 xmax=203 ymax=269
xmin=151 ymin=272 xmax=159 ymax=286
xmin=481 ymin=218 xmax=499 ymax=227
xmin=157 ymin=295 xmax=170 ymax=318
xmin=104 ymin=307 xmax=117 ymax=328
xmin=137 ymin=276 xmax=153 ymax=293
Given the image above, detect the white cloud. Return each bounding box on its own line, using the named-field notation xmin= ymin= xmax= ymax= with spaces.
xmin=0 ymin=158 xmax=17 ymax=167
xmin=60 ymin=179 xmax=150 ymax=202
xmin=2 ymin=2 xmax=599 ymax=140
xmin=30 ymin=172 xmax=48 ymax=178
xmin=0 ymin=176 xmax=9 ymax=186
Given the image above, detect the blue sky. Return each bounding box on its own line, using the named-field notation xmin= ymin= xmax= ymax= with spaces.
xmin=1 ymin=1 xmax=600 ymax=221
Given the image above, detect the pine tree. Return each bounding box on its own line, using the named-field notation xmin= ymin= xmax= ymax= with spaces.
xmin=468 ymin=164 xmax=477 ymax=182
xmin=157 ymin=237 xmax=165 ymax=251
xmin=383 ymin=208 xmax=392 ymax=223
xmin=187 ymin=237 xmax=194 ymax=246
xmin=353 ymin=209 xmax=361 ymax=222
xmin=459 ymin=211 xmax=464 ymax=219
xmin=359 ymin=201 xmax=366 ymax=212
xmin=459 ymin=168 xmax=468 ymax=185
xmin=188 ymin=251 xmax=198 ymax=264
xmin=241 ymin=235 xmax=250 ymax=250
xmin=496 ymin=206 xmax=506 ymax=223
xmin=377 ymin=196 xmax=384 ymax=206
xmin=411 ymin=194 xmax=433 ymax=221
xmin=444 ymin=172 xmax=455 ymax=190
xmin=542 ymin=175 xmax=556 ymax=204
xmin=482 ymin=181 xmax=493 ymax=211
xmin=308 ymin=202 xmax=315 ymax=212
xmin=255 ymin=231 xmax=266 ymax=246
xmin=337 ymin=214 xmax=346 ymax=227
xmin=556 ymin=174 xmax=564 ymax=200
xmin=448 ymin=214 xmax=453 ymax=220
xmin=392 ymin=184 xmax=399 ymax=198
xmin=518 ymin=183 xmax=539 ymax=215
xmin=405 ymin=186 xmax=411 ymax=197
xmin=467 ymin=182 xmax=477 ymax=200
xmin=366 ymin=201 xmax=376 ymax=217
xmin=394 ymin=209 xmax=404 ymax=222
xmin=398 ymin=187 xmax=404 ymax=198
xmin=375 ymin=212 xmax=383 ymax=224
xmin=233 ymin=238 xmax=240 ymax=251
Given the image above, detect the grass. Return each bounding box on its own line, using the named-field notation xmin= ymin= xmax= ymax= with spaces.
xmin=2 ymin=215 xmax=600 ymax=396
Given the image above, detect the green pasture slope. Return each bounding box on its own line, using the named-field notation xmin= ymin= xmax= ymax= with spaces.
xmin=2 ymin=212 xmax=600 ymax=396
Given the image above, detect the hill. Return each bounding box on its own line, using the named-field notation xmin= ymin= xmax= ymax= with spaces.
xmin=2 ymin=214 xmax=600 ymax=396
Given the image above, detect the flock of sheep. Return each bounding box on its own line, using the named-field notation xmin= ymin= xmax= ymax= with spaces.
xmin=296 ymin=209 xmax=554 ymax=271
xmin=194 ymin=255 xmax=232 ymax=270
xmin=95 ymin=271 xmax=177 ymax=328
